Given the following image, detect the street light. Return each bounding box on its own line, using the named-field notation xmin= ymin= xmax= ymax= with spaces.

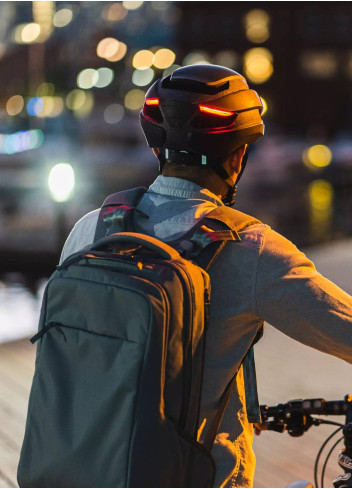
xmin=48 ymin=163 xmax=75 ymax=202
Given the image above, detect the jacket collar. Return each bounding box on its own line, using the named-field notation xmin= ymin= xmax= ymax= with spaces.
xmin=149 ymin=176 xmax=224 ymax=207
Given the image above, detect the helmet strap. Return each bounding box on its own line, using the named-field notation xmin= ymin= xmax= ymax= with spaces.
xmin=222 ymin=186 xmax=237 ymax=207
xmin=234 ymin=146 xmax=249 ymax=185
xmin=207 ymin=163 xmax=237 ymax=207
xmin=216 ymin=146 xmax=250 ymax=206
xmin=157 ymin=152 xmax=167 ymax=173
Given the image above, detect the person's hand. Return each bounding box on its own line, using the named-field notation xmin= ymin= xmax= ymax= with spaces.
xmin=254 ymin=422 xmax=267 ymax=436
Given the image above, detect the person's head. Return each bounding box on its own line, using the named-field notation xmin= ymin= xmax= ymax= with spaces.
xmin=140 ymin=64 xmax=265 ymax=205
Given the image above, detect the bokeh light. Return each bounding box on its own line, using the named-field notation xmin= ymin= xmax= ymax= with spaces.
xmin=32 ymin=1 xmax=54 ymax=42
xmin=244 ymin=9 xmax=270 ymax=43
xmin=97 ymin=37 xmax=119 ymax=59
xmin=0 ymin=129 xmax=44 ymax=154
xmin=153 ymin=48 xmax=176 ymax=69
xmin=133 ymin=50 xmax=154 ymax=69
xmin=107 ymin=42 xmax=127 ymax=62
xmin=122 ymin=1 xmax=143 ymax=10
xmin=6 ymin=95 xmax=24 ymax=116
xmin=48 ymin=163 xmax=75 ymax=203
xmin=303 ymin=145 xmax=333 ymax=170
xmin=53 ymin=8 xmax=73 ymax=28
xmin=308 ymin=179 xmax=334 ymax=240
xmin=66 ymin=89 xmax=85 ymax=110
xmin=300 ymin=51 xmax=337 ymax=79
xmin=36 ymin=82 xmax=55 ymax=97
xmin=102 ymin=3 xmax=128 ymax=21
xmin=124 ymin=89 xmax=145 ymax=110
xmin=243 ymin=47 xmax=273 ymax=84
xmin=49 ymin=97 xmax=64 ymax=117
xmin=21 ymin=23 xmax=41 ymax=43
xmin=104 ymin=104 xmax=125 ymax=124
xmin=37 ymin=96 xmax=64 ymax=118
xmin=27 ymin=97 xmax=44 ymax=116
xmin=77 ymin=69 xmax=99 ymax=89
xmin=95 ymin=68 xmax=114 ymax=88
xmin=308 ymin=180 xmax=334 ymax=211
xmin=182 ymin=51 xmax=210 ymax=66
xmin=97 ymin=37 xmax=127 ymax=62
xmin=66 ymin=89 xmax=94 ymax=117
xmin=132 ymin=68 xmax=154 ymax=86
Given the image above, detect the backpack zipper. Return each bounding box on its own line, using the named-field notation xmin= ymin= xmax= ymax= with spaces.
xmin=163 ymin=261 xmax=196 ymax=431
xmin=30 ymin=322 xmax=62 ymax=344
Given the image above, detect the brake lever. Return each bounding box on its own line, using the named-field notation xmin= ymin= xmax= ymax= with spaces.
xmin=267 ymin=421 xmax=286 ymax=433
xmin=266 ymin=414 xmax=315 ymax=437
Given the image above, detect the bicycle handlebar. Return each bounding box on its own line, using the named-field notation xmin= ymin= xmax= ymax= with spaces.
xmin=261 ymin=397 xmax=350 ymax=421
xmin=260 ymin=395 xmax=352 ymax=438
xmin=259 ymin=395 xmax=352 ymax=487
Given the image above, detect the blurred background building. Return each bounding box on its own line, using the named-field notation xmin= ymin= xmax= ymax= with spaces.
xmin=0 ymin=1 xmax=351 ymax=341
xmin=1 ymin=5 xmax=352 ymax=486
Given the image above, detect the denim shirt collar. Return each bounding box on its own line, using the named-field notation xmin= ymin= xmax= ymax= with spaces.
xmin=148 ymin=175 xmax=224 ymax=207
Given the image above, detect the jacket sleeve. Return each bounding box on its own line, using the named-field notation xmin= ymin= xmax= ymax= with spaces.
xmin=254 ymin=227 xmax=352 ymax=364
xmin=59 ymin=209 xmax=99 ymax=264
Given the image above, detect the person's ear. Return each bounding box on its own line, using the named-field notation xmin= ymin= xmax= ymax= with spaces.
xmin=152 ymin=148 xmax=160 ymax=158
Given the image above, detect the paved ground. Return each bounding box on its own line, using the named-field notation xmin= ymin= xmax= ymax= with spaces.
xmin=0 ymin=238 xmax=351 ymax=487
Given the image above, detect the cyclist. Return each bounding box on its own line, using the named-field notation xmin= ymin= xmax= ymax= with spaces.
xmin=60 ymin=65 xmax=352 ymax=487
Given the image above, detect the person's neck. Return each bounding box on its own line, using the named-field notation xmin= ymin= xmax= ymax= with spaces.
xmin=162 ymin=169 xmax=229 ymax=200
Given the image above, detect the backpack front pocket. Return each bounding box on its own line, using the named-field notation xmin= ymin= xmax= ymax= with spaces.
xmin=18 ymin=322 xmax=146 ymax=488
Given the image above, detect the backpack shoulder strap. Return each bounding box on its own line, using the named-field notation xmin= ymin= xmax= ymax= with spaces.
xmin=205 ymin=206 xmax=262 ymax=233
xmin=94 ymin=187 xmax=147 ymax=242
xmin=174 ymin=207 xmax=262 ymax=271
xmin=195 ymin=208 xmax=264 ymax=441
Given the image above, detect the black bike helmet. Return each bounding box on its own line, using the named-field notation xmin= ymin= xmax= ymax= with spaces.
xmin=140 ymin=64 xmax=265 ymax=205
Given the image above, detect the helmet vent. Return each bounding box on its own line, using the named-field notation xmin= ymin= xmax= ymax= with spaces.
xmin=161 ymin=75 xmax=229 ymax=95
xmin=143 ymin=104 xmax=163 ymax=123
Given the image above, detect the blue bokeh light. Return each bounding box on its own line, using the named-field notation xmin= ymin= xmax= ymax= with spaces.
xmin=26 ymin=97 xmax=44 ymax=116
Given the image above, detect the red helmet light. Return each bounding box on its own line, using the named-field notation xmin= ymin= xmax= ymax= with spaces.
xmin=145 ymin=98 xmax=160 ymax=106
xmin=199 ymin=105 xmax=234 ymax=117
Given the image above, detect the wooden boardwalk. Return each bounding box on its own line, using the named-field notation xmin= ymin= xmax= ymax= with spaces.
xmin=0 ymin=340 xmax=35 ymax=488
xmin=1 ymin=239 xmax=351 ymax=487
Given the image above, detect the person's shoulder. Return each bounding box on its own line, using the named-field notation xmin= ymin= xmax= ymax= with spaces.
xmin=232 ymin=210 xmax=303 ymax=262
xmin=73 ymin=208 xmax=100 ymax=230
xmin=224 ymin=207 xmax=269 ymax=249
xmin=60 ymin=208 xmax=100 ymax=264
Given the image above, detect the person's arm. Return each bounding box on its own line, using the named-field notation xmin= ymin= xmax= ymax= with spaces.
xmin=254 ymin=227 xmax=352 ymax=364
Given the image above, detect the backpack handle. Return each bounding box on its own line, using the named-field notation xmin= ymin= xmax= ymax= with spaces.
xmin=91 ymin=232 xmax=180 ymax=260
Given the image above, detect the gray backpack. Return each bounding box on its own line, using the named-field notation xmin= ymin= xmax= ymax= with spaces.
xmin=18 ymin=188 xmax=261 ymax=488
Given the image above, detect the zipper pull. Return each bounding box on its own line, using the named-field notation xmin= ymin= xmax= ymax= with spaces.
xmin=30 ymin=322 xmax=61 ymax=344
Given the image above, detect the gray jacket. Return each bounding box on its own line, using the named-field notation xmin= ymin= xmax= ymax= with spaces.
xmin=60 ymin=176 xmax=352 ymax=488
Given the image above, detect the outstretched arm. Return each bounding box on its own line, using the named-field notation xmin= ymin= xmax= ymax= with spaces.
xmin=255 ymin=228 xmax=352 ymax=364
